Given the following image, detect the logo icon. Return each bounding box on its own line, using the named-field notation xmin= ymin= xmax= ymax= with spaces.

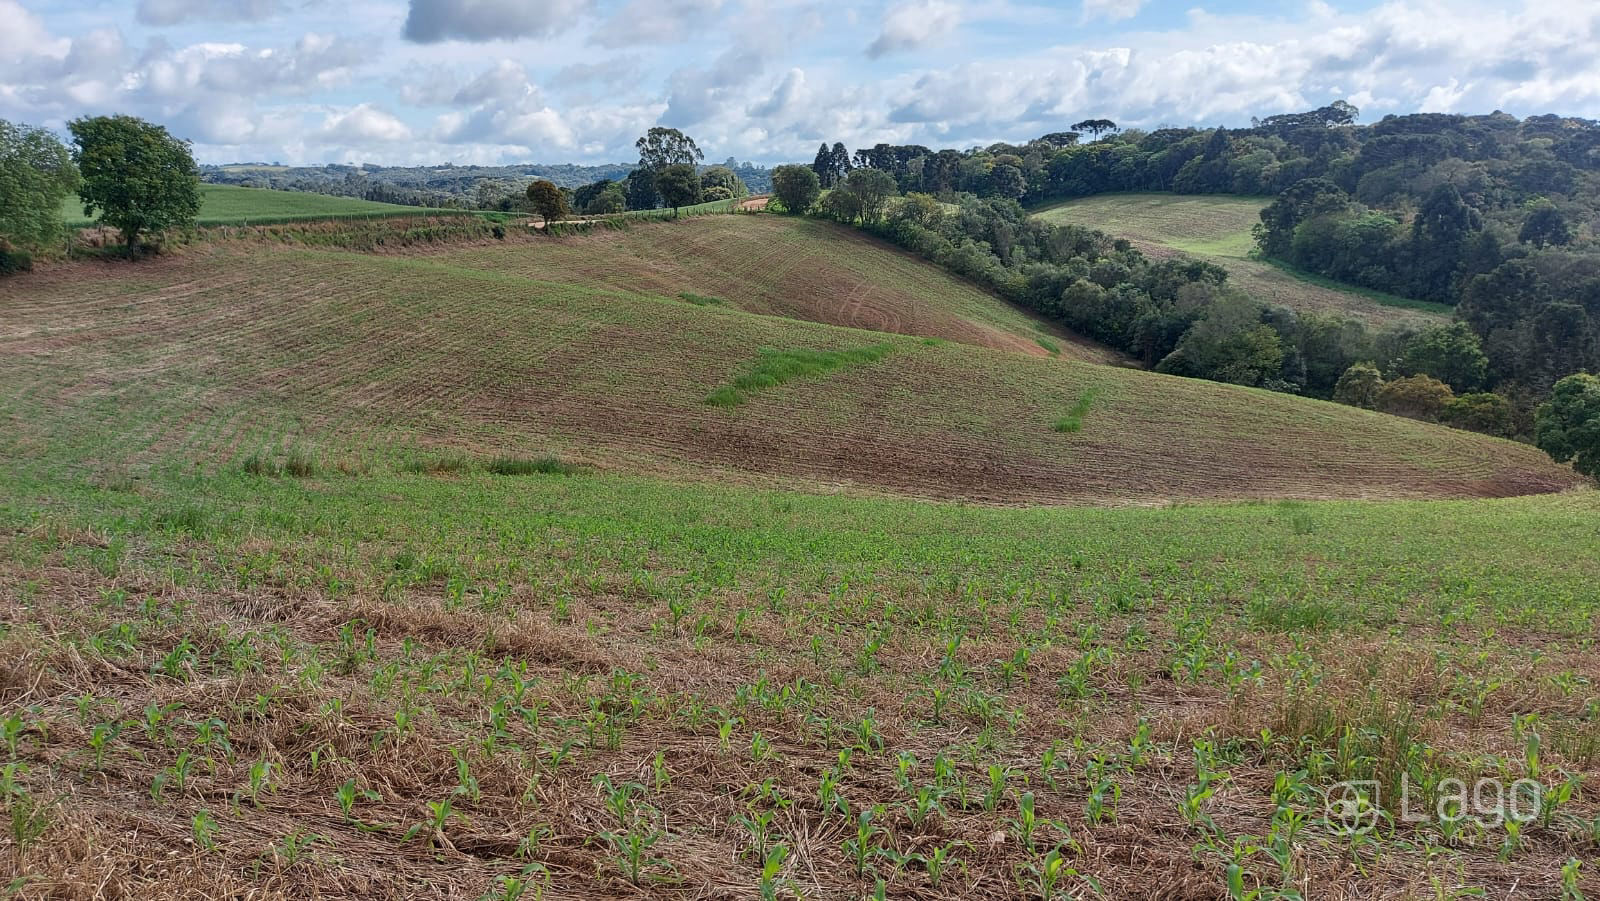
xmin=1325 ymin=780 xmax=1380 ymax=835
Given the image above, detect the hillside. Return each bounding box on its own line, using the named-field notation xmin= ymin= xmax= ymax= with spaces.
xmin=0 ymin=216 xmax=1577 ymax=506
xmin=58 ymin=184 xmax=459 ymax=227
xmin=1032 ymin=193 xmax=1450 ymax=324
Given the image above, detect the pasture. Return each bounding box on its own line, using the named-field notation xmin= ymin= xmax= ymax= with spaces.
xmin=58 ymin=184 xmax=464 ymax=228
xmin=1032 ymin=194 xmax=1451 ymax=324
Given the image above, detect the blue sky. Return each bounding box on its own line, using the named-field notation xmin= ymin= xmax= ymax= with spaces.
xmin=3 ymin=0 xmax=1597 ymax=166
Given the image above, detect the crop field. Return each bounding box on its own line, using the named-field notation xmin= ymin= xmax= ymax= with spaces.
xmin=2 ymin=216 xmax=1597 ymax=899
xmin=0 ymin=222 xmax=1574 ymax=507
xmin=1032 ymin=194 xmax=1450 ymax=325
xmin=464 ymin=215 xmax=1107 ymax=361
xmin=58 ymin=184 xmax=462 ymax=228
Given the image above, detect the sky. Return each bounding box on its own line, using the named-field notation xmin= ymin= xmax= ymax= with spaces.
xmin=3 ymin=0 xmax=1599 ymax=167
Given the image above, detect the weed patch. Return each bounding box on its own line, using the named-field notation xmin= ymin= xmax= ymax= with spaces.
xmin=706 ymin=343 xmax=897 ymax=407
xmin=1052 ymin=389 xmax=1098 ymax=433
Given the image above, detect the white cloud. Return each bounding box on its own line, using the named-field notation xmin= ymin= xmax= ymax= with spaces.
xmin=592 ymin=0 xmax=724 ymax=48
xmin=866 ymin=0 xmax=964 ymax=58
xmin=1080 ymin=0 xmax=1145 ymax=24
xmin=319 ymin=103 xmax=413 ymax=142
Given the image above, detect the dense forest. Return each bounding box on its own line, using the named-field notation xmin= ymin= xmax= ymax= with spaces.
xmin=770 ymin=107 xmax=1599 ymax=437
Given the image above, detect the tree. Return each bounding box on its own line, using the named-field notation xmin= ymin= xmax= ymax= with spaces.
xmin=1375 ymin=374 xmax=1454 ymax=421
xmin=635 ymin=127 xmax=703 ymax=171
xmin=990 ymin=164 xmax=1026 ymax=200
xmin=1155 ymin=295 xmax=1284 ymax=387
xmin=1519 ymin=204 xmax=1572 ymax=248
xmin=623 ymin=168 xmax=659 ymax=211
xmin=1 ymin=119 xmax=80 ymax=256
xmin=1535 ymin=373 xmax=1600 ymax=479
xmin=700 ymin=165 xmax=747 ymax=199
xmin=654 ymin=164 xmax=701 ymax=217
xmin=1440 ymin=392 xmax=1512 ymax=436
xmin=842 ymin=168 xmax=898 ymax=225
xmin=830 ymin=142 xmax=853 ymax=183
xmin=586 ymin=185 xmax=626 ymax=215
xmin=770 ymin=165 xmax=820 ymax=214
xmin=811 ymin=143 xmax=835 ymax=188
xmin=1333 ymin=361 xmax=1384 ymax=409
xmin=68 ymin=115 xmax=201 ymax=255
xmin=1398 ymin=321 xmax=1488 ymax=393
xmin=526 ymin=179 xmax=568 ymax=227
xmin=1071 ymin=119 xmax=1118 ymax=139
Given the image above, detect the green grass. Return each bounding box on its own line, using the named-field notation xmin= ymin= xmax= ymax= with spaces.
xmin=705 ymin=343 xmax=898 ymax=406
xmin=485 ymin=455 xmax=581 ymax=476
xmin=1034 ymin=336 xmax=1061 ymax=356
xmin=1032 ymin=193 xmax=1447 ymax=324
xmin=59 ymin=184 xmax=465 ymax=228
xmin=1052 ymin=389 xmax=1097 ymax=433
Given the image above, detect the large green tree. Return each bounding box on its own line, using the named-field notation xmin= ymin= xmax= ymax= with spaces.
xmin=635 ymin=127 xmax=703 ymax=171
xmin=1535 ymin=373 xmax=1600 ymax=480
xmin=69 ymin=115 xmax=201 ymax=255
xmin=526 ymin=179 xmax=569 ymax=227
xmin=654 ymin=164 xmax=702 ymax=217
xmin=770 ymin=165 xmax=819 ymax=215
xmin=0 ymin=119 xmax=80 ymax=256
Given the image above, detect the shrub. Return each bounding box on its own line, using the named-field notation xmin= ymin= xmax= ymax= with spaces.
xmin=486 ymin=456 xmax=580 ymax=476
xmin=1535 ymin=373 xmax=1600 ymax=479
xmin=1332 ymin=361 xmax=1384 ymax=409
xmin=1440 ymin=392 xmax=1513 ymax=436
xmin=1376 ymin=374 xmax=1454 ymax=421
xmin=0 ymin=246 xmax=33 ymax=276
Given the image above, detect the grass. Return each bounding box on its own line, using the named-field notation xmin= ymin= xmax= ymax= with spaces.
xmin=706 ymin=343 xmax=898 ymax=407
xmin=1052 ymin=389 xmax=1097 ymax=433
xmin=0 ymin=211 xmax=1596 ymax=897
xmin=678 ymin=292 xmax=724 ymax=306
xmin=1032 ymin=193 xmax=1448 ymax=325
xmin=59 ymin=184 xmax=466 ymax=228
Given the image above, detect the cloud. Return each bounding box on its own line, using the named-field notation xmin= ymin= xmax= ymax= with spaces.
xmin=550 ymin=57 xmax=642 ymax=90
xmin=402 ymin=0 xmax=592 ymax=44
xmin=592 ymin=0 xmax=724 ymax=48
xmin=867 ymin=0 xmax=964 ymax=58
xmin=136 ymin=0 xmax=291 ymax=26
xmin=661 ymin=47 xmax=764 ymax=127
xmin=1080 ymin=0 xmax=1145 ymax=24
xmin=319 ymin=103 xmax=413 ymax=142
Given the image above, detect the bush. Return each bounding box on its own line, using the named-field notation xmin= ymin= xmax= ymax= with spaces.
xmin=486 ymin=456 xmax=580 ymax=476
xmin=0 ymin=246 xmax=32 ymax=276
xmin=1332 ymin=361 xmax=1383 ymax=409
xmin=1376 ymin=374 xmax=1454 ymax=421
xmin=1440 ymin=392 xmax=1512 ymax=435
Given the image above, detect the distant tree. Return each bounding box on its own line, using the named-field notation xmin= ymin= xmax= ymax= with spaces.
xmin=1034 ymin=131 xmax=1080 ymax=148
xmin=1398 ymin=321 xmax=1489 ymax=393
xmin=1519 ymin=204 xmax=1573 ymax=248
xmin=842 ymin=167 xmax=898 ymax=225
xmin=526 ymin=179 xmax=569 ymax=227
xmin=1407 ymin=183 xmax=1480 ymax=302
xmin=68 ymin=115 xmax=201 ymax=256
xmin=770 ymin=165 xmax=820 ymax=214
xmin=635 ymin=127 xmax=704 ymax=171
xmin=811 ymin=143 xmax=835 ymax=188
xmin=0 ymin=119 xmax=80 ymax=257
xmin=572 ymin=179 xmax=614 ymax=211
xmin=623 ymin=168 xmax=659 ymax=210
xmin=1376 ymin=374 xmax=1454 ymax=421
xmin=830 ymin=142 xmax=853 ymax=183
xmin=820 ymin=185 xmax=862 ymax=222
xmin=1071 ymin=119 xmax=1118 ymax=139
xmin=1440 ymin=392 xmax=1513 ymax=436
xmin=1155 ymin=295 xmax=1284 ymax=387
xmin=1332 ymin=361 xmax=1384 ymax=409
xmin=654 ymin=163 xmax=702 ymax=217
xmin=700 ymin=165 xmax=747 ymax=198
xmin=990 ymin=164 xmax=1026 ymax=200
xmin=1535 ymin=373 xmax=1600 ymax=479
xmin=586 ymin=184 xmax=626 ymax=215
xmin=891 ymin=193 xmax=944 ymax=229
xmin=1254 ymin=178 xmax=1350 ymax=259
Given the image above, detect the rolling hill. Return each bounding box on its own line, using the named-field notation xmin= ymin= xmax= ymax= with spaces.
xmin=0 ymin=215 xmax=1577 ymax=506
xmin=2 ymin=211 xmax=1597 ymax=900
xmin=1032 ymin=193 xmax=1451 ymax=324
